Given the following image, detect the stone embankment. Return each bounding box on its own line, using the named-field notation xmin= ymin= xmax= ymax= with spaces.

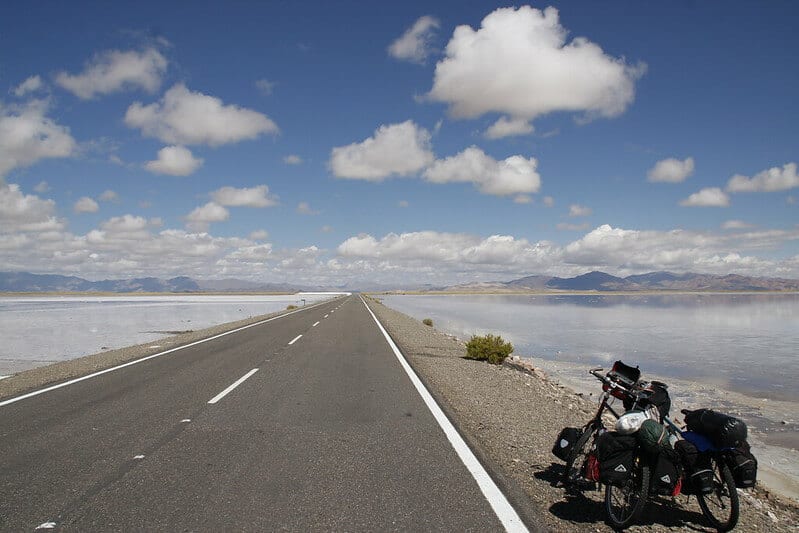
xmin=366 ymin=296 xmax=799 ymax=532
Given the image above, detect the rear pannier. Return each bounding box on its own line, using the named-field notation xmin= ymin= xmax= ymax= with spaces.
xmin=684 ymin=408 xmax=748 ymax=449
xmin=552 ymin=427 xmax=582 ymax=461
xmin=596 ymin=432 xmax=637 ymax=486
xmin=726 ymin=440 xmax=757 ymax=488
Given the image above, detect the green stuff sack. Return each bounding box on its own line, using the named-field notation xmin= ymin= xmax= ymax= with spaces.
xmin=637 ymin=419 xmax=668 ymax=455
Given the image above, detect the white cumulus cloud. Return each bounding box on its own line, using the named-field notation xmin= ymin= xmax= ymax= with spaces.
xmin=484 ymin=116 xmax=535 ymax=139
xmin=185 ymin=202 xmax=229 ymax=232
xmin=726 ymin=162 xmax=799 ymax=193
xmin=680 ymin=187 xmax=730 ymax=207
xmin=0 ymin=100 xmax=77 ymax=177
xmin=423 ymin=146 xmax=541 ymax=196
xmin=388 ymin=15 xmax=440 ymax=64
xmin=125 ymin=84 xmax=279 ymax=146
xmin=329 ymin=120 xmax=434 ymax=180
xmin=296 ymin=202 xmax=319 ymax=215
xmin=56 ymin=48 xmax=167 ymax=99
xmin=99 ymin=190 xmax=119 ymax=202
xmin=722 ymin=220 xmax=754 ymax=230
xmin=211 ymin=185 xmax=277 ymax=208
xmin=427 ymin=6 xmax=645 ymax=138
xmin=144 ymin=145 xmax=204 ymax=176
xmin=13 ymin=76 xmax=44 ymax=97
xmin=0 ymin=180 xmax=64 ymax=232
xmin=647 ymin=157 xmax=694 ymax=183
xmin=283 ymin=154 xmax=302 ymax=165
xmin=569 ymin=204 xmax=592 ymax=217
xmin=74 ymin=197 xmax=99 ymax=213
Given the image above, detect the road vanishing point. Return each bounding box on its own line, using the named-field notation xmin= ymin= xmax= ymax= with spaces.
xmin=0 ymin=295 xmax=530 ymax=532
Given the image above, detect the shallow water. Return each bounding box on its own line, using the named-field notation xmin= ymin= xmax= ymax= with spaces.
xmin=381 ymin=293 xmax=799 ymax=402
xmin=0 ymin=294 xmax=335 ymax=375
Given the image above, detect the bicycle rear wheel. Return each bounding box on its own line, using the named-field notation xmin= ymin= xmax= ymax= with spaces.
xmin=697 ymin=456 xmax=739 ymax=532
xmin=604 ymin=461 xmax=649 ymax=530
xmin=562 ymin=427 xmax=594 ymax=487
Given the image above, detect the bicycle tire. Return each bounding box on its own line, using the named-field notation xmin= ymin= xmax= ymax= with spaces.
xmin=604 ymin=460 xmax=650 ymax=530
xmin=562 ymin=427 xmax=594 ymax=487
xmin=697 ymin=456 xmax=739 ymax=532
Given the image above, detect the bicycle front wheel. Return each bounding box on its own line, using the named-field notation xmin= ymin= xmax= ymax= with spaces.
xmin=604 ymin=461 xmax=650 ymax=530
xmin=697 ymin=456 xmax=739 ymax=532
xmin=562 ymin=427 xmax=594 ymax=487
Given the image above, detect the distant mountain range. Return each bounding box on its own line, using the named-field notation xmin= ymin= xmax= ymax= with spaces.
xmin=0 ymin=272 xmax=310 ymax=293
xmin=445 ymin=271 xmax=799 ymax=292
xmin=1 ymin=270 xmax=798 ymax=293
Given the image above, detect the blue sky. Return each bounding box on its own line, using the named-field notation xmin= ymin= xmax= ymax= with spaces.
xmin=1 ymin=1 xmax=797 ymax=286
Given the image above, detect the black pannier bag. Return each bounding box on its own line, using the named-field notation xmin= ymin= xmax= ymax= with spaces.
xmin=653 ymin=448 xmax=682 ymax=496
xmin=727 ymin=440 xmax=757 ymax=488
xmin=684 ymin=408 xmax=748 ymax=449
xmin=552 ymin=427 xmax=582 ymax=461
xmin=675 ymin=439 xmax=713 ymax=495
xmin=596 ymin=432 xmax=637 ymax=486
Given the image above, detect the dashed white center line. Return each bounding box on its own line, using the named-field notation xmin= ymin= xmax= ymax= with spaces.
xmin=324 ymin=314 xmax=329 ymax=318
xmin=35 ymin=522 xmax=56 ymax=530
xmin=288 ymin=334 xmax=302 ymax=345
xmin=313 ymin=321 xmax=320 ymax=327
xmin=208 ymin=368 xmax=259 ymax=404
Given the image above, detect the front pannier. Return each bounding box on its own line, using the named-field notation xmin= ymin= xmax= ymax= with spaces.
xmin=684 ymin=408 xmax=748 ymax=449
xmin=726 ymin=440 xmax=757 ymax=488
xmin=653 ymin=448 xmax=682 ymax=495
xmin=552 ymin=427 xmax=582 ymax=461
xmin=596 ymin=432 xmax=637 ymax=486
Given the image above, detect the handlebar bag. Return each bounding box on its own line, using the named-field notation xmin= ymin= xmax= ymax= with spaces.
xmin=552 ymin=427 xmax=582 ymax=461
xmin=605 ymin=360 xmax=641 ymax=390
xmin=596 ymin=432 xmax=637 ymax=486
xmin=726 ymin=440 xmax=757 ymax=488
xmin=684 ymin=409 xmax=748 ymax=449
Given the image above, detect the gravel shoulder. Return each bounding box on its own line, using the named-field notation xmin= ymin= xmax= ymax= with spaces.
xmin=365 ymin=296 xmax=799 ymax=532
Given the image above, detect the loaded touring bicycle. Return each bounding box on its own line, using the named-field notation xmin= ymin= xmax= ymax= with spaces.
xmin=552 ymin=361 xmax=755 ymax=531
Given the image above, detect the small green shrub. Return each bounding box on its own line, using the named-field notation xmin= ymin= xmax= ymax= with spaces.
xmin=465 ymin=334 xmax=514 ymax=365
xmin=286 ymin=304 xmax=298 ymax=310
xmin=422 ymin=318 xmax=433 ymax=327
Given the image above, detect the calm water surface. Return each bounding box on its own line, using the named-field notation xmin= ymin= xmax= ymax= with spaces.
xmin=0 ymin=294 xmax=332 ymax=375
xmin=381 ymin=293 xmax=799 ymax=402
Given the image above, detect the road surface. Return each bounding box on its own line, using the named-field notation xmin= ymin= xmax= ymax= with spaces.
xmin=0 ymin=295 xmax=527 ymax=531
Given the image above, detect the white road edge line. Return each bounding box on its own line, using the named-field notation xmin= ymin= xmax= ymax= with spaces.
xmin=313 ymin=321 xmax=320 ymax=327
xmin=360 ymin=296 xmax=528 ymax=533
xmin=0 ymin=298 xmax=337 ymax=408
xmin=208 ymin=368 xmax=259 ymax=404
xmin=288 ymin=334 xmax=302 ymax=345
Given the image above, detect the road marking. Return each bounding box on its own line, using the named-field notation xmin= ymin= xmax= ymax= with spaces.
xmin=208 ymin=368 xmax=259 ymax=404
xmin=35 ymin=523 xmax=56 ymax=530
xmin=133 ymin=455 xmax=145 ymax=460
xmin=288 ymin=334 xmax=302 ymax=345
xmin=313 ymin=321 xmax=320 ymax=327
xmin=0 ymin=300 xmax=333 ymax=408
xmin=324 ymin=314 xmax=329 ymax=318
xmin=181 ymin=419 xmax=191 ymax=423
xmin=360 ymin=296 xmax=528 ymax=533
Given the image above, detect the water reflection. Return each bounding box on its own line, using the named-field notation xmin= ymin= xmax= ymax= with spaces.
xmin=382 ymin=293 xmax=799 ymax=402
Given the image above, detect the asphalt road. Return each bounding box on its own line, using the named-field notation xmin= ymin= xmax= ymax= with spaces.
xmin=0 ymin=295 xmax=525 ymax=531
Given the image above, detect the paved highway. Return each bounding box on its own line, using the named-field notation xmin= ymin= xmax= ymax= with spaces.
xmin=0 ymin=295 xmax=527 ymax=531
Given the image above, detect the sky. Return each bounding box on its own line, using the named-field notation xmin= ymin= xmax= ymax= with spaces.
xmin=1 ymin=1 xmax=798 ymax=287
